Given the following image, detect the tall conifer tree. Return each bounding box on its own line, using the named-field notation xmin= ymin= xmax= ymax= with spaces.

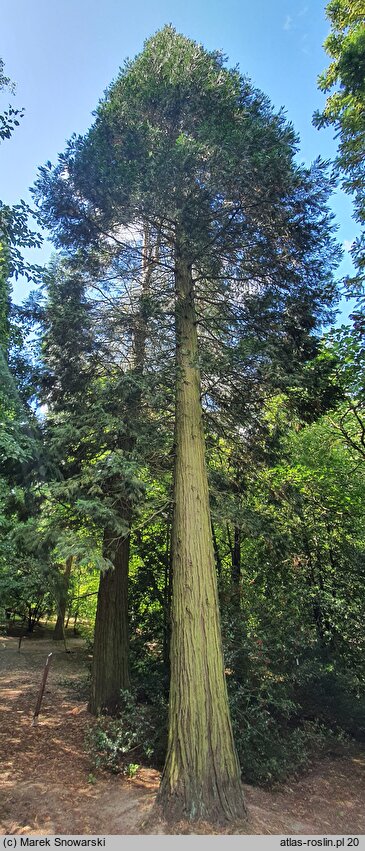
xmin=34 ymin=28 xmax=339 ymax=822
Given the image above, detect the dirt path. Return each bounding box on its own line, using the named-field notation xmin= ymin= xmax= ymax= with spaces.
xmin=1 ymin=634 xmax=364 ymax=835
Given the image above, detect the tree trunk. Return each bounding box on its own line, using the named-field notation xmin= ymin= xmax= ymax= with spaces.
xmin=231 ymin=526 xmax=241 ymax=585
xmin=88 ymin=531 xmax=130 ymax=715
xmin=211 ymin=521 xmax=222 ymax=578
xmin=27 ymin=606 xmax=34 ymax=633
xmin=53 ymin=556 xmax=73 ymax=640
xmin=158 ymin=250 xmax=245 ymax=823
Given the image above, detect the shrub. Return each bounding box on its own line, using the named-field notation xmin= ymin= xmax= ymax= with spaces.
xmin=86 ymin=689 xmax=167 ymax=774
xmin=222 ymin=605 xmax=355 ymax=785
xmin=293 ymin=659 xmax=365 ymax=740
xmin=228 ymin=678 xmax=346 ymax=785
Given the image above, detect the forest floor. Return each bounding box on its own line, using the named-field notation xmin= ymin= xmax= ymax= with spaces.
xmin=0 ymin=631 xmax=365 ymax=836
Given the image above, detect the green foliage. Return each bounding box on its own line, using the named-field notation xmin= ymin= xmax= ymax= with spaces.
xmin=0 ymin=339 xmax=52 ymax=630
xmin=86 ymin=689 xmax=167 ymax=774
xmin=294 ymin=660 xmax=365 ymax=739
xmin=314 ymin=0 xmax=365 ymax=302
xmin=0 ymin=61 xmax=46 ymax=630
xmin=230 ymin=692 xmax=339 ymax=787
xmin=313 ymin=325 xmax=365 ymax=462
xmin=0 ymin=242 xmax=11 ymax=352
xmin=0 ymin=201 xmax=43 ymax=282
xmin=222 ymin=598 xmax=357 ymax=785
xmin=208 ymin=382 xmax=365 ymax=784
xmin=0 ymin=57 xmax=42 ymax=283
xmin=0 ymin=58 xmax=22 ymax=142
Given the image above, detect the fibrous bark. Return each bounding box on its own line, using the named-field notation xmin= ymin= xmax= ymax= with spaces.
xmin=158 ymin=248 xmax=246 ymax=823
xmin=88 ymin=531 xmax=130 ymax=714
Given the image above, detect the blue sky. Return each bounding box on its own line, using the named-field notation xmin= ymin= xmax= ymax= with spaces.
xmin=0 ymin=0 xmax=358 ymax=318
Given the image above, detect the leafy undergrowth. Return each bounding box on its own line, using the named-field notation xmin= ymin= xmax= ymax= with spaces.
xmin=85 ymin=689 xmax=167 ymax=776
xmin=1 ymin=635 xmax=365 ymax=835
xmin=86 ymin=636 xmax=362 ymax=788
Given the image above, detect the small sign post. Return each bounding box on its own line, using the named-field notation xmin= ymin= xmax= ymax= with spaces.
xmin=32 ymin=652 xmax=53 ymax=726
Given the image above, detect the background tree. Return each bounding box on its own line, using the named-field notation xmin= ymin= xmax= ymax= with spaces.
xmin=0 ymin=58 xmax=42 ymax=283
xmin=38 ymin=254 xmax=134 ymax=704
xmin=314 ymin=0 xmax=365 ymax=315
xmin=37 ymin=244 xmax=167 ymax=711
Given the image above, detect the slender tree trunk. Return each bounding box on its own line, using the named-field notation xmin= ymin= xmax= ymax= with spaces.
xmin=158 ymin=249 xmax=245 ymax=823
xmin=231 ymin=526 xmax=241 ymax=586
xmin=53 ymin=556 xmax=73 ymax=640
xmin=88 ymin=531 xmax=130 ymax=715
xmin=27 ymin=606 xmax=34 ymax=633
xmin=211 ymin=521 xmax=222 ymax=578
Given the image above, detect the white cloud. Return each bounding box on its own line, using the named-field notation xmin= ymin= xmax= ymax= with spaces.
xmin=343 ymin=239 xmax=354 ymax=252
xmin=284 ymin=7 xmax=308 ymax=34
xmin=283 ymin=14 xmax=293 ymax=30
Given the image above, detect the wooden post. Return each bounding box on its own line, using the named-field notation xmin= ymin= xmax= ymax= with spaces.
xmin=32 ymin=652 xmax=53 ymax=726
